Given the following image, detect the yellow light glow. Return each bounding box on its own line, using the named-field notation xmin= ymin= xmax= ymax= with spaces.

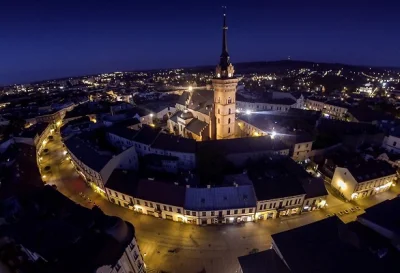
xmin=319 ymin=200 xmax=327 ymax=207
xmin=253 ymin=132 xmax=260 ymax=137
xmin=42 ymin=175 xmax=46 ymax=179
xmin=351 ymin=193 xmax=358 ymax=199
xmin=338 ymin=180 xmax=346 ymax=189
xmin=188 ymin=86 xmax=193 ymax=91
xmin=150 ymin=123 xmax=155 ymax=127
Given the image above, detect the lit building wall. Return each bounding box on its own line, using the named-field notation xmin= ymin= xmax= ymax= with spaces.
xmin=213 ymin=78 xmax=239 ymax=139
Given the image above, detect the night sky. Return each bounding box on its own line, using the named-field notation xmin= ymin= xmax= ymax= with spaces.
xmin=1 ymin=0 xmax=400 ymax=85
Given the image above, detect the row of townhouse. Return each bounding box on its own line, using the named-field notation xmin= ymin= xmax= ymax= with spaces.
xmin=236 ymin=92 xmax=304 ymax=113
xmin=305 ymin=98 xmax=348 ymax=119
xmin=103 ymin=158 xmax=328 ymax=225
xmin=63 ymin=134 xmax=139 ymax=195
xmin=106 ymin=125 xmax=197 ymax=171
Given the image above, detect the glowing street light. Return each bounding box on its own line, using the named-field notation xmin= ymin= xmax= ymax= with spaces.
xmin=271 ymin=131 xmax=276 ymax=139
xmin=245 ymin=110 xmax=251 ymax=115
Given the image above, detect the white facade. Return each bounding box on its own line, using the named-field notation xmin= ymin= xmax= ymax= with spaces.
xmin=256 ymin=194 xmax=305 ymax=220
xmin=292 ymin=141 xmax=312 ymax=162
xmin=382 ymin=135 xmax=400 ymax=154
xmin=133 ymin=198 xmax=186 ymax=222
xmin=331 ymin=167 xmax=396 ymax=200
xmin=184 ymin=207 xmax=255 ymax=225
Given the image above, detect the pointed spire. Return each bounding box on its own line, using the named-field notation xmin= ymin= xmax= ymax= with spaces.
xmin=219 ymin=6 xmax=230 ymax=71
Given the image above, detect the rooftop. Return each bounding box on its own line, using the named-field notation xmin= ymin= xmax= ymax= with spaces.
xmin=184 ymin=185 xmax=257 ymax=211
xmin=238 ymin=249 xmax=291 ymax=273
xmin=135 ymin=179 xmax=186 ymax=207
xmin=151 ymin=133 xmax=197 ymax=154
xmin=197 ymin=136 xmax=288 ymax=155
xmin=249 ymin=158 xmax=306 ymax=200
xmin=272 ymin=216 xmax=382 ymax=273
xmin=360 ymin=197 xmax=400 ymax=236
xmin=346 ymin=159 xmax=396 ymax=183
xmin=105 ymin=169 xmax=139 ymax=196
xmin=64 ymin=135 xmax=113 ymax=172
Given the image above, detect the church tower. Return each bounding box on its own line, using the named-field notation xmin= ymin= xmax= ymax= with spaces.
xmin=212 ymin=11 xmax=239 ymax=140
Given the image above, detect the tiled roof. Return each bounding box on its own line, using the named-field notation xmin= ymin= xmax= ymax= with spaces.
xmin=184 ymin=185 xmax=257 ymax=211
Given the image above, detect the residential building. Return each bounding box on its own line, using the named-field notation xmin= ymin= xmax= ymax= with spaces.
xmin=0 ymin=185 xmax=145 ymax=273
xmin=236 ymin=91 xmax=303 ymax=113
xmin=250 ymin=158 xmax=307 ymax=219
xmin=331 ymin=159 xmax=396 ymax=200
xmin=358 ymin=197 xmax=400 ymax=248
xmin=197 ymin=136 xmax=290 ymax=167
xmin=184 ymin=185 xmax=257 ymax=225
xmin=133 ymin=179 xmax=187 ymax=222
xmin=64 ymin=133 xmax=139 ymax=194
xmin=269 ymin=216 xmax=386 ymax=273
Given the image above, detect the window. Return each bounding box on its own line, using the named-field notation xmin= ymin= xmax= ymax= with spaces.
xmin=228 ymin=118 xmax=231 ymax=124
xmin=306 ymin=144 xmax=309 ymax=148
xmin=150 ymin=203 xmax=154 ymax=208
xmin=202 ymin=212 xmax=206 ymax=216
xmin=164 ymin=205 xmax=167 ymax=210
xmin=218 ymin=109 xmax=220 ymax=114
xmin=227 ymin=210 xmax=231 ymax=215
xmin=129 ymin=243 xmax=135 ymax=251
xmin=186 ymin=210 xmax=190 ymax=215
xmin=228 ymin=127 xmax=231 ymax=133
xmin=259 ymin=204 xmax=262 ymax=210
xmin=249 ymin=208 xmax=253 ymax=213
xmin=145 ymin=201 xmax=148 ymax=207
xmin=192 ymin=211 xmax=196 ymax=216
xmin=115 ymin=192 xmax=119 ymax=198
xmin=218 ymin=118 xmax=220 ymax=124
xmin=242 ymin=209 xmax=245 ymax=213
xmin=169 ymin=207 xmax=172 ymax=212
xmin=218 ymin=97 xmax=221 ymax=103
xmin=228 ymin=97 xmax=232 ymax=103
xmin=234 ymin=209 xmax=238 ymax=214
xmin=211 ymin=211 xmax=215 ymax=216
xmin=177 ymin=208 xmax=181 ymax=213
xmin=394 ymin=141 xmax=397 ymax=147
xmin=137 ymin=200 xmax=141 ymax=205
xmin=115 ymin=263 xmax=121 ymax=271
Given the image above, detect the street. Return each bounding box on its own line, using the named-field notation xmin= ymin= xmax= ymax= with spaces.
xmin=38 ymin=130 xmax=400 ymax=273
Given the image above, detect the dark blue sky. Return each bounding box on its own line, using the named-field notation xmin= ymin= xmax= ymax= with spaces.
xmin=1 ymin=0 xmax=400 ymax=85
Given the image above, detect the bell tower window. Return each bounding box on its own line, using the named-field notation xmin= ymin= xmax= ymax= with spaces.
xmin=228 ymin=97 xmax=232 ymax=104
xmin=218 ymin=109 xmax=220 ymax=114
xmin=228 ymin=108 xmax=231 ymax=114
xmin=228 ymin=118 xmax=231 ymax=124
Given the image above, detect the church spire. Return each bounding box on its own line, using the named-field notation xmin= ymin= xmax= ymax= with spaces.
xmin=216 ymin=6 xmax=234 ymax=79
xmin=219 ymin=7 xmax=230 ymax=72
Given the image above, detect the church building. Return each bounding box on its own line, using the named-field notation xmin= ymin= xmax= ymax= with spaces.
xmin=168 ymin=12 xmax=239 ymax=141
